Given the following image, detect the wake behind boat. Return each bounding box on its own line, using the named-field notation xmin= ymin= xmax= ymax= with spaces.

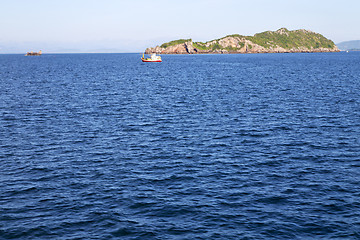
xmin=141 ymin=53 xmax=162 ymax=62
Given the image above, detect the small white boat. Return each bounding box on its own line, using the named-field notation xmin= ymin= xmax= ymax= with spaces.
xmin=141 ymin=53 xmax=162 ymax=62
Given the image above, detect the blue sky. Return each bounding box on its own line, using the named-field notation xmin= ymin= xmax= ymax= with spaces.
xmin=1 ymin=0 xmax=359 ymax=53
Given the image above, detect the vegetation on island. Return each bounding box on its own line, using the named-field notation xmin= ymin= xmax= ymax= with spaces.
xmin=160 ymin=39 xmax=192 ymax=48
xmin=248 ymin=28 xmax=336 ymax=49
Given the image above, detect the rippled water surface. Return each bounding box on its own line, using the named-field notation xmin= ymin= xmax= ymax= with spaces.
xmin=1 ymin=53 xmax=360 ymax=239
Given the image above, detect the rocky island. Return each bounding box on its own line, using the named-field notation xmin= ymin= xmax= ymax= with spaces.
xmin=145 ymin=28 xmax=339 ymax=54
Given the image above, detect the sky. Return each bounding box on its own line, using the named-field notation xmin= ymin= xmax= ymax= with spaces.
xmin=0 ymin=0 xmax=359 ymax=53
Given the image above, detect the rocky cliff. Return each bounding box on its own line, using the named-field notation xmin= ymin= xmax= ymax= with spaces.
xmin=145 ymin=28 xmax=339 ymax=54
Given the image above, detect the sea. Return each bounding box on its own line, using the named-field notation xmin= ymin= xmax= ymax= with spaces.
xmin=0 ymin=52 xmax=359 ymax=239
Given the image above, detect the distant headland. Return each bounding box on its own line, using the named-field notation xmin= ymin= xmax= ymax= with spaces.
xmin=145 ymin=28 xmax=339 ymax=54
xmin=336 ymin=40 xmax=360 ymax=51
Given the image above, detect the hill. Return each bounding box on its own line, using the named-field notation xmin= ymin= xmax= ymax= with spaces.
xmin=336 ymin=40 xmax=360 ymax=51
xmin=145 ymin=28 xmax=339 ymax=54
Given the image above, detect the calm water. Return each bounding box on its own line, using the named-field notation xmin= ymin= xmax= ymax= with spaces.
xmin=1 ymin=52 xmax=360 ymax=239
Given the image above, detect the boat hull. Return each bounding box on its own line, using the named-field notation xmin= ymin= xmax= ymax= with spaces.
xmin=141 ymin=58 xmax=162 ymax=62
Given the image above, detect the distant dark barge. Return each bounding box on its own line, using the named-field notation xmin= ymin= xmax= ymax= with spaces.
xmin=25 ymin=50 xmax=42 ymax=56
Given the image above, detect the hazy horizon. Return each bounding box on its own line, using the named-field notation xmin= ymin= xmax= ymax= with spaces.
xmin=1 ymin=0 xmax=359 ymax=53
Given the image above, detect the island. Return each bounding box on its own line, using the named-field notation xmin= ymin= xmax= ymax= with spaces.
xmin=25 ymin=50 xmax=42 ymax=56
xmin=145 ymin=28 xmax=339 ymax=54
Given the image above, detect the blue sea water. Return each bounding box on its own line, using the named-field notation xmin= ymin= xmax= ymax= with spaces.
xmin=0 ymin=52 xmax=360 ymax=239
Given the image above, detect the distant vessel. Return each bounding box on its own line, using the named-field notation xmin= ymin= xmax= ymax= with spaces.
xmin=141 ymin=53 xmax=162 ymax=62
xmin=25 ymin=50 xmax=42 ymax=56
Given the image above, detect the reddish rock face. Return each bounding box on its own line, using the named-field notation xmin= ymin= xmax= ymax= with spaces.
xmin=145 ymin=41 xmax=194 ymax=54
